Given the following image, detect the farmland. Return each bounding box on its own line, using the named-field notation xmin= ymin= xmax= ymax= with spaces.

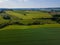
xmin=0 ymin=9 xmax=60 ymax=29
xmin=0 ymin=8 xmax=60 ymax=45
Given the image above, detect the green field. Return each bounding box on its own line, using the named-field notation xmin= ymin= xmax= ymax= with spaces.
xmin=0 ymin=28 xmax=60 ymax=45
xmin=0 ymin=9 xmax=60 ymax=45
xmin=0 ymin=10 xmax=59 ymax=29
xmin=1 ymin=24 xmax=60 ymax=30
xmin=6 ymin=11 xmax=52 ymax=19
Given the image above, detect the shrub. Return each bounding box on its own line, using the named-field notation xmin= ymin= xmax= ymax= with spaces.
xmin=3 ymin=15 xmax=11 ymax=20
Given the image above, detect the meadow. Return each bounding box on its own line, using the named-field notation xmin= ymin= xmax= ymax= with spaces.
xmin=0 ymin=28 xmax=60 ymax=45
xmin=0 ymin=9 xmax=59 ymax=29
xmin=0 ymin=9 xmax=60 ymax=45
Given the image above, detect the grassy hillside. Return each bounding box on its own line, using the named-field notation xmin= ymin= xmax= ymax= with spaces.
xmin=0 ymin=10 xmax=59 ymax=29
xmin=1 ymin=24 xmax=60 ymax=30
xmin=6 ymin=11 xmax=52 ymax=19
xmin=0 ymin=15 xmax=9 ymax=24
xmin=0 ymin=9 xmax=60 ymax=45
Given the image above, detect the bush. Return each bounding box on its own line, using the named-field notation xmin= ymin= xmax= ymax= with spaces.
xmin=3 ymin=15 xmax=11 ymax=20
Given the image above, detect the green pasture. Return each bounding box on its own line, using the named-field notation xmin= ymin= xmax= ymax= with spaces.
xmin=0 ymin=10 xmax=60 ymax=45
xmin=6 ymin=11 xmax=52 ymax=19
xmin=0 ymin=28 xmax=60 ymax=45
xmin=1 ymin=24 xmax=60 ymax=30
xmin=0 ymin=15 xmax=9 ymax=24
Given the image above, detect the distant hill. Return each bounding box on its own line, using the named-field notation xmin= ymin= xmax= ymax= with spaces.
xmin=0 ymin=7 xmax=60 ymax=11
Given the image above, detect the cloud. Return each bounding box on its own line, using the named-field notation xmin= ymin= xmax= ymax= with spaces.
xmin=24 ymin=0 xmax=29 ymax=2
xmin=0 ymin=0 xmax=8 ymax=2
xmin=18 ymin=0 xmax=29 ymax=2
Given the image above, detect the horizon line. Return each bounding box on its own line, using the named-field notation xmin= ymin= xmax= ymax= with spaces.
xmin=0 ymin=7 xmax=60 ymax=9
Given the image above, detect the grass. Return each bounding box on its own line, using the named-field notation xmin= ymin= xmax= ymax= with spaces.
xmin=4 ymin=11 xmax=55 ymax=25
xmin=0 ymin=10 xmax=60 ymax=45
xmin=0 ymin=28 xmax=60 ymax=45
xmin=1 ymin=24 xmax=60 ymax=30
xmin=0 ymin=15 xmax=9 ymax=24
xmin=6 ymin=11 xmax=52 ymax=19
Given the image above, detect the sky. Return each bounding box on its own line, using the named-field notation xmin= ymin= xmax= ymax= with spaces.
xmin=0 ymin=0 xmax=60 ymax=8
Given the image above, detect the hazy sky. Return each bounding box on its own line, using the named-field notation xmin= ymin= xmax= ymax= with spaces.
xmin=0 ymin=0 xmax=60 ymax=8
